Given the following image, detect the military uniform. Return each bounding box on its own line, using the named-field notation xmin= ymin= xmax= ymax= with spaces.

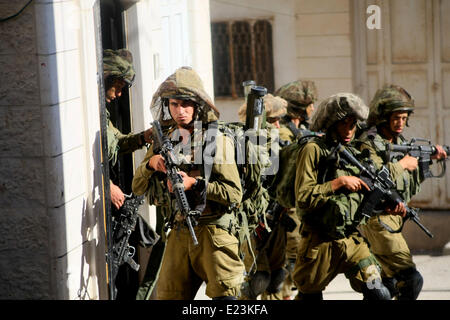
xmin=106 ymin=109 xmax=145 ymax=166
xmin=237 ymin=94 xmax=290 ymax=300
xmin=132 ymin=67 xmax=245 ymax=299
xmin=103 ymin=49 xmax=155 ymax=300
xmin=103 ymin=49 xmax=147 ymax=175
xmin=265 ymin=80 xmax=319 ymax=300
xmin=292 ymin=93 xmax=391 ymax=300
xmin=356 ymin=85 xmax=424 ymax=300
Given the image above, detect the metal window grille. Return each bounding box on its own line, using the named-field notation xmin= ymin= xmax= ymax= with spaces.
xmin=211 ymin=19 xmax=274 ymax=98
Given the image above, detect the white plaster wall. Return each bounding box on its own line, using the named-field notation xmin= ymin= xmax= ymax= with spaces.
xmin=209 ymin=0 xmax=298 ymax=122
xmin=186 ymin=0 xmax=215 ymax=101
xmin=295 ymin=0 xmax=353 ymax=103
xmin=126 ymin=0 xmax=216 ymax=230
xmin=33 ymin=0 xmax=102 ymax=299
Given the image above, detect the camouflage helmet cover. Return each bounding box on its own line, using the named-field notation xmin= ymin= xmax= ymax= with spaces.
xmin=367 ymin=84 xmax=415 ymax=127
xmin=150 ymin=66 xmax=220 ymax=126
xmin=274 ymin=80 xmax=317 ymax=118
xmin=103 ymin=49 xmax=136 ymax=85
xmin=238 ymin=93 xmax=287 ymax=122
xmin=310 ymin=93 xmax=368 ymax=132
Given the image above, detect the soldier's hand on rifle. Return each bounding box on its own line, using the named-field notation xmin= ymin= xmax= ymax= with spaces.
xmin=399 ymin=154 xmax=418 ymax=171
xmin=331 ymin=176 xmax=370 ymax=193
xmin=149 ymin=154 xmax=167 ymax=173
xmin=110 ymin=181 xmax=125 ymax=209
xmin=431 ymin=145 xmax=447 ymax=160
xmin=167 ymin=171 xmax=196 ymax=193
xmin=385 ymin=202 xmax=407 ymax=217
xmin=143 ymin=128 xmax=153 ymax=144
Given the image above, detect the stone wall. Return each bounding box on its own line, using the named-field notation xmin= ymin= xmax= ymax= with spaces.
xmin=0 ymin=0 xmax=52 ymax=299
xmin=0 ymin=0 xmax=105 ymax=299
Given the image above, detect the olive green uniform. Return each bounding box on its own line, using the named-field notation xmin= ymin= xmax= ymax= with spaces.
xmin=279 ymin=125 xmax=294 ymax=142
xmin=293 ymin=137 xmax=383 ymax=297
xmin=238 ymin=123 xmax=286 ymax=300
xmin=357 ymin=128 xmax=421 ymax=278
xmin=132 ymin=129 xmax=244 ymax=299
xmin=106 ymin=109 xmax=145 ymax=166
xmin=261 ymin=122 xmax=304 ymax=300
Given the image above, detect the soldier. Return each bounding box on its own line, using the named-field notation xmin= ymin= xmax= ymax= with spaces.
xmin=237 ymin=94 xmax=293 ymax=300
xmin=275 ymin=80 xmax=318 ymax=142
xmin=103 ymin=48 xmax=152 ymax=209
xmin=238 ymin=93 xmax=287 ymax=129
xmin=271 ymin=80 xmax=321 ymax=299
xmin=132 ymin=66 xmax=245 ymax=300
xmin=356 ymin=84 xmax=447 ymax=300
xmin=293 ymin=93 xmax=392 ymax=300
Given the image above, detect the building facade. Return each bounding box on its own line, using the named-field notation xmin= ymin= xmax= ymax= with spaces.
xmin=0 ymin=0 xmax=448 ymax=299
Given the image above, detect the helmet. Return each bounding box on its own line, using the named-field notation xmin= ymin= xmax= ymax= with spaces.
xmin=274 ymin=80 xmax=317 ymax=118
xmin=238 ymin=93 xmax=287 ymax=122
xmin=367 ymin=84 xmax=415 ymax=127
xmin=310 ymin=93 xmax=368 ymax=132
xmin=150 ymin=66 xmax=220 ymax=126
xmin=103 ymin=49 xmax=136 ymax=86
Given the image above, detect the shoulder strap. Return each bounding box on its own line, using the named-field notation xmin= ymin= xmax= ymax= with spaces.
xmin=287 ymin=121 xmax=301 ymax=139
xmin=203 ymin=121 xmax=219 ymax=186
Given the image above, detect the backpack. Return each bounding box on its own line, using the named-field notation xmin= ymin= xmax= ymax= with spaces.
xmin=207 ymin=120 xmax=272 ymax=271
xmin=267 ymin=135 xmax=316 ymax=209
xmin=212 ymin=121 xmax=272 ymax=222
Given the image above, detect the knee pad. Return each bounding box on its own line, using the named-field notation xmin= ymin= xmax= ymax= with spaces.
xmin=266 ymin=267 xmax=289 ymax=294
xmin=241 ymin=271 xmax=271 ymax=299
xmin=362 ymin=283 xmax=392 ymax=300
xmin=382 ymin=277 xmax=399 ymax=298
xmin=396 ymin=268 xmax=423 ymax=300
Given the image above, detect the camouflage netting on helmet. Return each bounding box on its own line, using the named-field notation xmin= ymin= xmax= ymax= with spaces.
xmin=150 ymin=66 xmax=220 ymax=126
xmin=367 ymin=84 xmax=415 ymax=127
xmin=310 ymin=93 xmax=368 ymax=132
xmin=103 ymin=49 xmax=136 ymax=85
xmin=274 ymin=80 xmax=317 ymax=118
xmin=237 ymin=93 xmax=287 ymax=122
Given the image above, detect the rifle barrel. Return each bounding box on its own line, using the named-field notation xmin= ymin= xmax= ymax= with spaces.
xmin=410 ymin=215 xmax=434 ymax=238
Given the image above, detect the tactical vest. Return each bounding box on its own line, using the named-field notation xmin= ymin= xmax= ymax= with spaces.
xmin=267 ymin=133 xmax=316 ymax=209
xmin=355 ymin=126 xmax=421 ymax=203
xmin=298 ymin=137 xmax=367 ymax=240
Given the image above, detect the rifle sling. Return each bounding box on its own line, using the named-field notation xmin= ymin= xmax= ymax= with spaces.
xmin=377 ymin=214 xmax=404 ymax=234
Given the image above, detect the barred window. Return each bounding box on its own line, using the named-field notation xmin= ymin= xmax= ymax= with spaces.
xmin=211 ymin=19 xmax=274 ymax=98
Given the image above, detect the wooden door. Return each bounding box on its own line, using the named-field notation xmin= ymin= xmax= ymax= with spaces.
xmin=354 ymin=0 xmax=450 ymax=209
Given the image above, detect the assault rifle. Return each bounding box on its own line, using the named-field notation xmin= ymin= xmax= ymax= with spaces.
xmin=152 ymin=120 xmax=200 ymax=246
xmin=386 ymin=138 xmax=450 ymax=179
xmin=110 ymin=193 xmax=145 ymax=298
xmin=330 ymin=143 xmax=434 ymax=238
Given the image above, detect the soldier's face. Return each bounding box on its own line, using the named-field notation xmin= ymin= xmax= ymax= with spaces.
xmin=267 ymin=116 xmax=281 ymax=128
xmin=389 ymin=111 xmax=408 ymax=135
xmin=169 ymin=98 xmax=196 ymax=126
xmin=305 ymin=103 xmax=314 ymax=118
xmin=336 ymin=116 xmax=357 ymax=144
xmin=106 ymin=79 xmax=127 ymax=103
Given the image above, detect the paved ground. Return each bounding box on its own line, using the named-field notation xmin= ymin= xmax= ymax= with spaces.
xmin=194 ymin=254 xmax=450 ymax=300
